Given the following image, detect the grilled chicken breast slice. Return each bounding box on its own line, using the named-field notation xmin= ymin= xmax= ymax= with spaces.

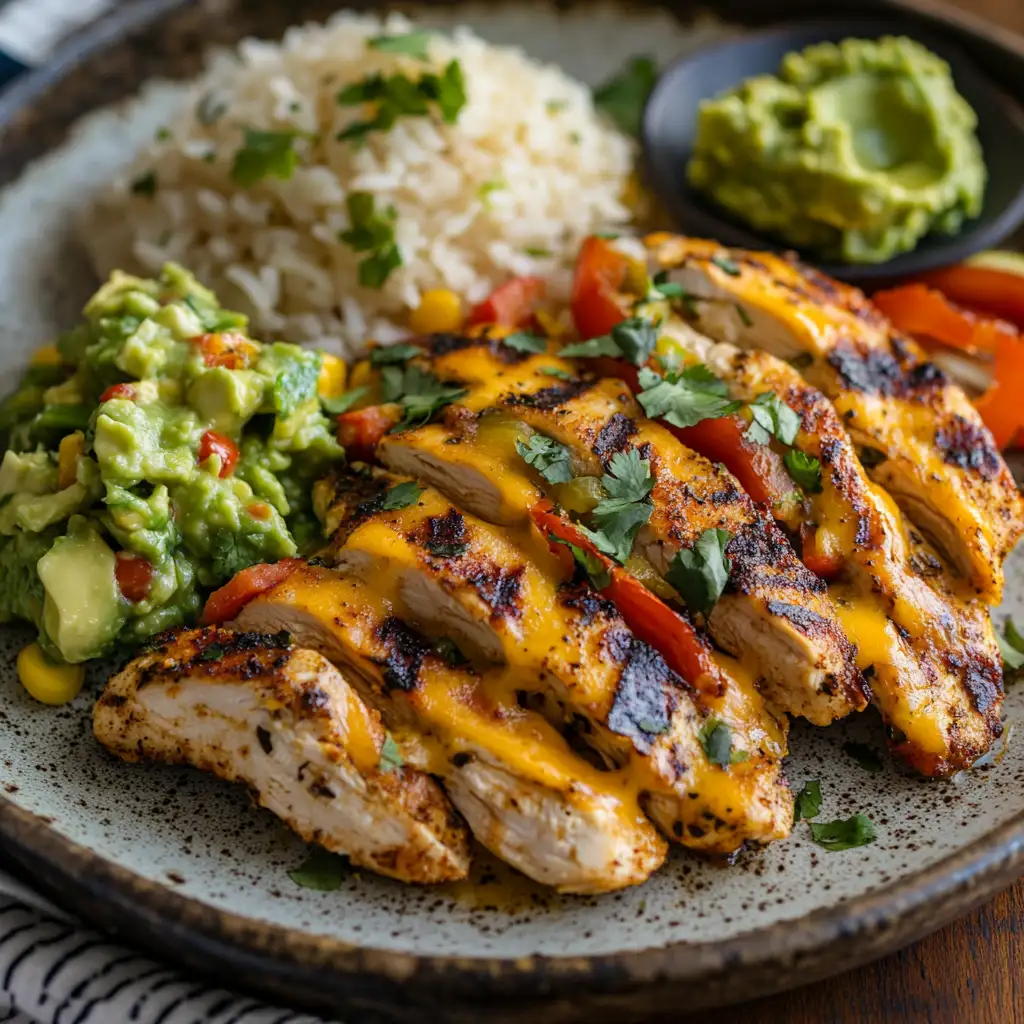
xmin=315 ymin=468 xmax=793 ymax=851
xmin=233 ymin=567 xmax=669 ymax=892
xmin=386 ymin=339 xmax=864 ymax=725
xmin=647 ymin=324 xmax=1004 ymax=774
xmin=94 ymin=627 xmax=471 ymax=884
xmin=647 ymin=234 xmax=1024 ymax=603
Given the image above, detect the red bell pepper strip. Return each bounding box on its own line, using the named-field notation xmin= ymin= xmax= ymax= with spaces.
xmin=337 ymin=404 xmax=401 ymax=461
xmin=466 ymin=276 xmax=546 ymax=328
xmin=529 ymin=501 xmax=724 ymax=696
xmin=916 ymin=264 xmax=1024 ymax=329
xmin=201 ymin=558 xmax=307 ymax=625
xmin=872 ymin=284 xmax=1015 ymax=355
xmin=571 ymin=236 xmax=637 ymax=339
xmin=974 ymin=330 xmax=1024 ymax=450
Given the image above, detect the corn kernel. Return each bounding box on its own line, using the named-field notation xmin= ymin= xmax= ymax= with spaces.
xmin=17 ymin=643 xmax=85 ymax=706
xmin=58 ymin=431 xmax=84 ymax=490
xmin=318 ymin=353 xmax=348 ymax=399
xmin=348 ymin=359 xmax=374 ymax=390
xmin=31 ymin=344 xmax=62 ymax=366
xmin=409 ymin=289 xmax=463 ymax=335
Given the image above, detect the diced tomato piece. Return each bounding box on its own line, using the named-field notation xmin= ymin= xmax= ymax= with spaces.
xmin=529 ymin=501 xmax=723 ymax=695
xmin=466 ymin=277 xmax=546 ymax=328
xmin=191 ymin=331 xmax=258 ymax=370
xmin=201 ymin=558 xmax=307 ymax=625
xmin=915 ymin=265 xmax=1024 ymax=330
xmin=570 ymin=236 xmax=635 ymax=339
xmin=247 ymin=502 xmax=271 ymax=520
xmin=799 ymin=523 xmax=845 ymax=582
xmin=197 ymin=430 xmax=239 ymax=477
xmin=873 ymin=284 xmax=1015 ymax=355
xmin=337 ymin=404 xmax=401 ymax=461
xmin=114 ymin=552 xmax=154 ymax=603
xmin=100 ymin=383 xmax=137 ymax=403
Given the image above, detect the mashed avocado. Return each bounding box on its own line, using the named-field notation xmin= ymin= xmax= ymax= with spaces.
xmin=687 ymin=36 xmax=987 ymax=263
xmin=0 ymin=264 xmax=343 ymax=662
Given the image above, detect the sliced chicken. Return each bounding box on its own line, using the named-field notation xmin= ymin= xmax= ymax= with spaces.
xmin=640 ymin=322 xmax=1004 ymax=774
xmin=379 ymin=341 xmax=865 ymax=726
xmin=94 ymin=626 xmax=471 ymax=884
xmin=647 ymin=234 xmax=1024 ymax=603
xmin=314 ymin=467 xmax=793 ymax=851
xmin=233 ymin=566 xmax=669 ymax=892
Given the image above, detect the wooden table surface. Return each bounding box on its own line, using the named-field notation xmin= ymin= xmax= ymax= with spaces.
xmin=720 ymin=2 xmax=1024 ymax=1020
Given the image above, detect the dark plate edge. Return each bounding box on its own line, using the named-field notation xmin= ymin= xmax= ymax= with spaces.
xmin=1 ymin=0 xmax=1023 ymax=1019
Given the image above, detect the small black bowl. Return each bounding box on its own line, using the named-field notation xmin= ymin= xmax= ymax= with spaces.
xmin=641 ymin=18 xmax=1024 ymax=284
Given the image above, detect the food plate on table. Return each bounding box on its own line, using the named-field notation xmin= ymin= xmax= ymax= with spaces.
xmin=1 ymin=2 xmax=1024 ymax=1021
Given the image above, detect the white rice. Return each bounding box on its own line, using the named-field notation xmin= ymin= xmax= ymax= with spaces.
xmin=80 ymin=11 xmax=637 ymax=356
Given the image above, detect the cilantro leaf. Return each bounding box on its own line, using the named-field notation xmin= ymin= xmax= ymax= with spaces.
xmin=665 ymin=527 xmax=732 ymax=617
xmin=745 ymin=391 xmax=801 ymax=446
xmin=998 ymin=617 xmax=1024 ymax=672
xmin=340 ymin=193 xmax=403 ymax=289
xmin=593 ymin=56 xmax=657 ymax=136
xmin=433 ymin=60 xmax=467 ymax=124
xmin=387 ymin=366 xmax=467 ymax=432
xmin=539 ymin=366 xmax=572 ymax=380
xmin=697 ymin=718 xmax=741 ymax=768
xmin=711 ymin=254 xmax=741 ymax=276
xmin=637 ymin=364 xmax=742 ymax=430
xmin=515 ymin=434 xmax=574 ymax=484
xmin=368 ymin=31 xmax=434 ymax=60
xmin=289 ymin=848 xmax=348 ymax=891
xmin=130 ymin=170 xmax=158 ymax=197
xmin=230 ymin=127 xmax=303 ymax=186
xmin=369 ymin=343 xmax=421 ymax=366
xmin=843 ymin=741 xmax=884 ymax=774
xmin=809 ymin=814 xmax=876 ymax=852
xmin=378 ymin=732 xmax=405 ymax=773
xmin=784 ymin=449 xmax=823 ymax=493
xmin=587 ymin=449 xmax=654 ymax=562
xmin=794 ymin=780 xmax=822 ymax=822
xmin=380 ymin=480 xmax=424 ymax=511
xmin=560 ymin=317 xmax=658 ymax=367
xmin=199 ymin=643 xmax=225 ymax=662
xmin=550 ymin=534 xmax=612 ymax=590
xmin=503 ymin=332 xmax=547 ymax=354
xmin=650 ymin=270 xmax=683 ymax=299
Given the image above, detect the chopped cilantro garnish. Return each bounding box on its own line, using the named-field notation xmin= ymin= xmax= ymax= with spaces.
xmin=843 ymin=741 xmax=884 ymax=774
xmin=524 ymin=246 xmax=552 ymax=258
xmin=546 ymin=99 xmax=569 ymax=113
xmin=711 ymin=254 xmax=741 ymax=276
xmin=745 ymin=391 xmax=801 ymax=446
xmin=130 ymin=170 xmax=158 ymax=197
xmin=794 ymin=780 xmax=822 ymax=822
xmin=386 ymin=365 xmax=467 ymax=432
xmin=368 ymin=30 xmax=434 ymax=60
xmin=503 ymin=332 xmax=547 ymax=354
xmin=593 ymin=56 xmax=657 ymax=136
xmin=425 ymin=539 xmax=468 ymax=558
xmin=697 ymin=718 xmax=745 ymax=768
xmin=230 ymin=127 xmax=305 ymax=186
xmin=809 ymin=814 xmax=876 ymax=851
xmin=515 ymin=434 xmax=574 ymax=484
xmin=339 ymin=192 xmax=403 ymax=289
xmin=585 ymin=449 xmax=654 ymax=563
xmin=369 ymin=343 xmax=421 ymax=366
xmin=380 ymin=480 xmax=425 ymax=511
xmin=650 ymin=270 xmax=684 ymax=299
xmin=735 ymin=303 xmax=753 ymax=327
xmin=665 ymin=527 xmax=732 ymax=617
xmin=539 ymin=366 xmax=573 ymax=380
xmin=784 ymin=449 xmax=823 ymax=493
xmin=289 ymin=848 xmax=348 ymax=891
xmin=560 ymin=317 xmax=658 ymax=367
xmin=550 ymin=534 xmax=612 ymax=590
xmin=999 ymin=617 xmax=1024 ymax=672
xmin=636 ymin=363 xmax=742 ymax=429
xmin=155 ymin=126 xmax=172 ymax=142
xmin=378 ymin=732 xmax=405 ymax=773
xmin=321 ymin=385 xmax=369 ymax=417
xmin=199 ymin=643 xmax=225 ymax=662
xmin=336 ymin=59 xmax=466 ymax=142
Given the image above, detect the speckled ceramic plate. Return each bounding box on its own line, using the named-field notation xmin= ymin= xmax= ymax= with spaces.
xmin=2 ymin=2 xmax=1024 ymax=1021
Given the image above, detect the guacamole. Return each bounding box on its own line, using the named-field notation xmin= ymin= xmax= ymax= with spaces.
xmin=0 ymin=264 xmax=342 ymax=663
xmin=687 ymin=36 xmax=987 ymax=263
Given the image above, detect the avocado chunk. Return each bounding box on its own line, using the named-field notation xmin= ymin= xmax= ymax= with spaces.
xmin=37 ymin=518 xmax=124 ymax=663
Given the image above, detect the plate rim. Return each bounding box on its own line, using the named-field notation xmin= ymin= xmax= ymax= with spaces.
xmin=2 ymin=0 xmax=1024 ymax=1018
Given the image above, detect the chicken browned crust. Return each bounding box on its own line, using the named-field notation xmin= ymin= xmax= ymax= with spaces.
xmin=647 ymin=234 xmax=1024 ymax=604
xmin=94 ymin=626 xmax=472 ymax=884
